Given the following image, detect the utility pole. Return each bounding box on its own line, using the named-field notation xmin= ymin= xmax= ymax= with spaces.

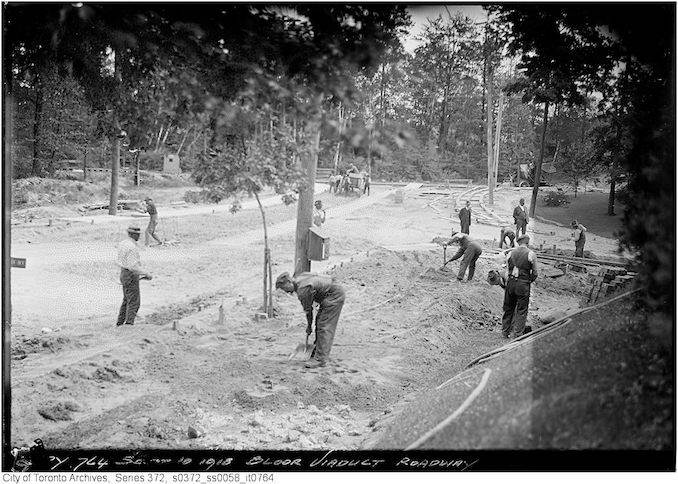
xmin=294 ymin=95 xmax=322 ymax=275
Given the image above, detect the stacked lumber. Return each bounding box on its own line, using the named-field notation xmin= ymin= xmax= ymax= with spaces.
xmin=582 ymin=267 xmax=636 ymax=306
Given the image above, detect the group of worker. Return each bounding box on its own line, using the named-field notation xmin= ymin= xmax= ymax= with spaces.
xmin=114 ymin=192 xmax=587 ymax=369
xmin=461 ymin=197 xmax=587 ymax=256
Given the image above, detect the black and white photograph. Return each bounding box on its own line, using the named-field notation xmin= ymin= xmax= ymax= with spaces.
xmin=3 ymin=2 xmax=675 ymax=473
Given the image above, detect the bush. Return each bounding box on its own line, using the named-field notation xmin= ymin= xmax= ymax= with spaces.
xmin=543 ymin=190 xmax=571 ymax=207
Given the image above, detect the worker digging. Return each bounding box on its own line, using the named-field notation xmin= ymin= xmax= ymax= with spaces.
xmin=141 ymin=196 xmax=164 ymax=246
xmin=443 ymin=231 xmax=484 ymax=282
xmin=275 ymin=272 xmax=346 ymax=369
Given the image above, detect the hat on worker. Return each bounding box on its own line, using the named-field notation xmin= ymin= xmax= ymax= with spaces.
xmin=275 ymin=272 xmax=293 ymax=289
xmin=145 ymin=196 xmax=152 ymax=201
xmin=127 ymin=225 xmax=141 ymax=234
xmin=517 ymin=234 xmax=530 ymax=244
xmin=571 ymin=219 xmax=578 ymax=227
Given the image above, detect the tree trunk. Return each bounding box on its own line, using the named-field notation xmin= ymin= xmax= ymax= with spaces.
xmin=529 ymin=101 xmax=550 ymax=219
xmin=108 ymin=121 xmax=121 ymax=216
xmin=48 ymin=106 xmax=64 ymax=174
xmin=492 ymin=90 xmax=504 ymax=199
xmin=608 ymin=176 xmax=616 ymax=216
xmin=379 ymin=64 xmax=386 ymax=130
xmin=254 ymin=191 xmax=272 ymax=315
xmin=32 ymin=78 xmax=43 ymax=176
xmin=82 ymin=131 xmax=89 ymax=181
xmin=485 ymin=64 xmax=494 ymax=204
xmin=176 ymin=127 xmax=191 ymax=156
xmin=155 ymin=124 xmax=164 ymax=152
xmin=294 ymin=95 xmax=322 ymax=276
xmin=333 ymin=102 xmax=344 ymax=173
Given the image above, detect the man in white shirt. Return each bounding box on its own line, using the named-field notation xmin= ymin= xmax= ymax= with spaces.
xmin=571 ymin=220 xmax=587 ymax=257
xmin=313 ymin=200 xmax=326 ymax=228
xmin=116 ymin=226 xmax=152 ymax=326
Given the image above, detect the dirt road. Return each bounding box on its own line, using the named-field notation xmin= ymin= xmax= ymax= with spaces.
xmin=10 ymin=184 xmax=611 ymax=449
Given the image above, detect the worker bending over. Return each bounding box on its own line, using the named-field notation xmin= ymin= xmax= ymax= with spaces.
xmin=446 ymin=232 xmax=483 ymax=282
xmin=276 ymin=272 xmax=346 ymax=368
xmin=499 ymin=226 xmax=516 ymax=249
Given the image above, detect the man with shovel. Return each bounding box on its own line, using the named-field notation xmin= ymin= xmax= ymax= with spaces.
xmin=444 ymin=231 xmax=483 ymax=282
xmin=275 ymin=272 xmax=346 ymax=369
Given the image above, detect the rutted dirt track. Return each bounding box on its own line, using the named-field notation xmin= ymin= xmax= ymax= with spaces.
xmin=10 ymin=184 xmax=599 ymax=449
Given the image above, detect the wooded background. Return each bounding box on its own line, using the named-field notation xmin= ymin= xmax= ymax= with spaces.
xmin=4 ymin=3 xmax=674 ymax=314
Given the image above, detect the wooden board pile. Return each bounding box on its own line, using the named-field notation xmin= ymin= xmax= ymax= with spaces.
xmin=582 ymin=267 xmax=636 ymax=306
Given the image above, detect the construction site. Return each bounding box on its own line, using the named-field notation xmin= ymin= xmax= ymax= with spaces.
xmin=9 ymin=174 xmax=672 ymax=457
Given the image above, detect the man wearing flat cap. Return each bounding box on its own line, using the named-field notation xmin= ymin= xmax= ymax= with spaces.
xmin=141 ymin=196 xmax=164 ymax=246
xmin=116 ymin=225 xmax=153 ymax=326
xmin=502 ymin=234 xmax=539 ymax=339
xmin=275 ymin=272 xmax=345 ymax=368
xmin=446 ymin=231 xmax=483 ymax=282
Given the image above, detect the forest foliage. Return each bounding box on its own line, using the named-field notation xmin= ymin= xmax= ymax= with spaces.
xmin=4 ymin=3 xmax=674 ymax=313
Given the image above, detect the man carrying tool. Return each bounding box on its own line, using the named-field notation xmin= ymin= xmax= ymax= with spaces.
xmin=502 ymin=234 xmax=539 ymax=339
xmin=571 ymin=220 xmax=587 ymax=257
xmin=513 ymin=198 xmax=529 ymax=236
xmin=499 ymin=225 xmax=516 ymax=249
xmin=116 ymin=225 xmax=153 ymax=326
xmin=275 ymin=272 xmax=346 ymax=369
xmin=445 ymin=231 xmax=483 ymax=282
xmin=141 ymin=196 xmax=164 ymax=246
xmin=458 ymin=200 xmax=472 ymax=234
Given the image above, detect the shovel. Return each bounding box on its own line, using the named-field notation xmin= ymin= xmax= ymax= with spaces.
xmin=289 ymin=334 xmax=315 ymax=361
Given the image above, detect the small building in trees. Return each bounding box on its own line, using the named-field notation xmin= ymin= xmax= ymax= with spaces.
xmin=163 ymin=154 xmax=181 ymax=174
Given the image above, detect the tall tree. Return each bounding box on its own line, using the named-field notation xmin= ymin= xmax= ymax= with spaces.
xmin=493 ymin=5 xmax=614 ymax=217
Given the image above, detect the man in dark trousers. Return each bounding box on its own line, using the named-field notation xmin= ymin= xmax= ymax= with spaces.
xmin=513 ymin=198 xmax=529 ymax=236
xmin=446 ymin=231 xmax=483 ymax=282
xmin=458 ymin=200 xmax=472 ymax=234
xmin=142 ymin=196 xmax=164 ymax=246
xmin=502 ymin=234 xmax=539 ymax=339
xmin=499 ymin=225 xmax=516 ymax=249
xmin=276 ymin=272 xmax=346 ymax=368
xmin=116 ymin=226 xmax=153 ymax=326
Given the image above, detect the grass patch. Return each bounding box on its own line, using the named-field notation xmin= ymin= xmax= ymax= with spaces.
xmin=536 ymin=190 xmax=625 ymax=239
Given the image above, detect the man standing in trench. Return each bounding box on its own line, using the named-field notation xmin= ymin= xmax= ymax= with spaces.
xmin=502 ymin=234 xmax=539 ymax=339
xmin=275 ymin=272 xmax=345 ymax=368
xmin=116 ymin=225 xmax=153 ymax=326
xmin=445 ymin=231 xmax=483 ymax=282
